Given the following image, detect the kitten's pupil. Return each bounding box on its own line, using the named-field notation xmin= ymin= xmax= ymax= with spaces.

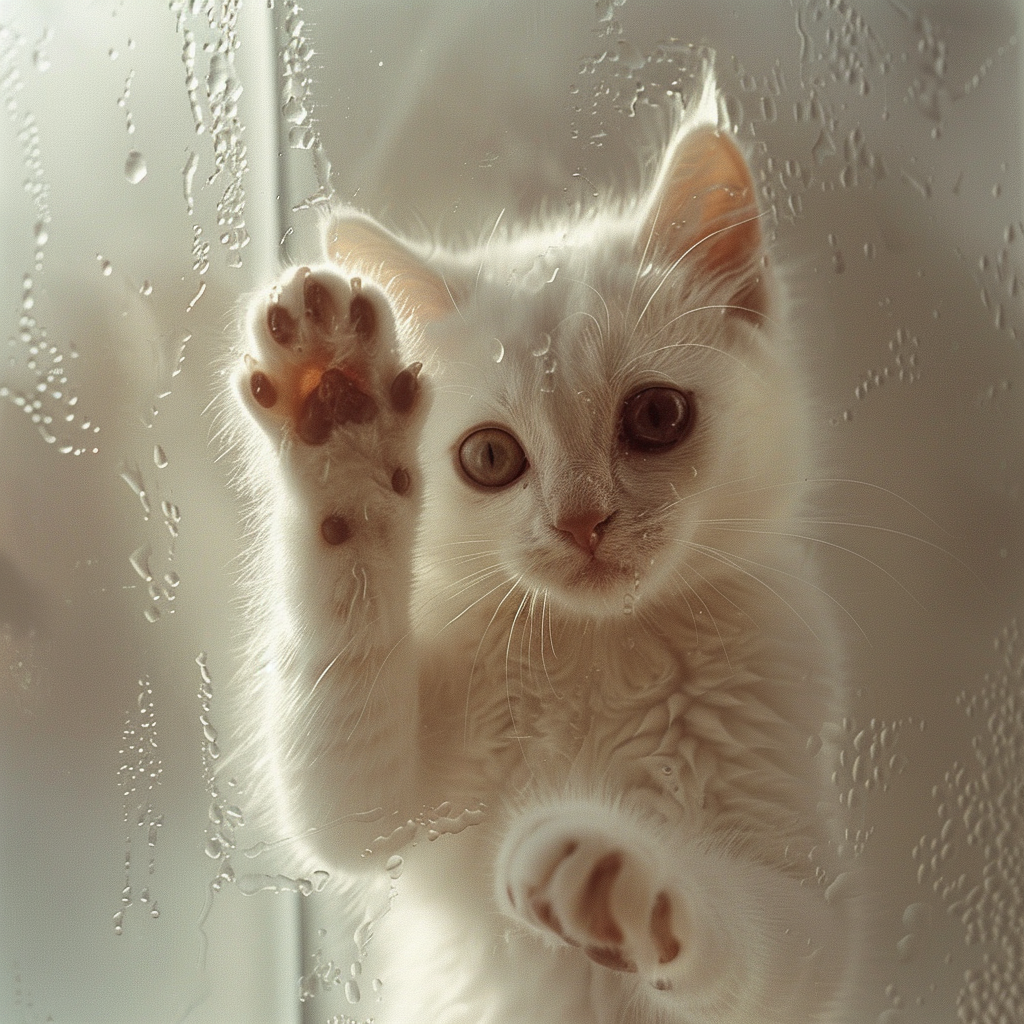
xmin=459 ymin=428 xmax=528 ymax=487
xmin=621 ymin=387 xmax=693 ymax=451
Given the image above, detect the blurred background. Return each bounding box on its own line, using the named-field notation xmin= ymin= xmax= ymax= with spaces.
xmin=0 ymin=0 xmax=1021 ymax=1021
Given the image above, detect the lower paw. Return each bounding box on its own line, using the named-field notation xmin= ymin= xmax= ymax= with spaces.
xmin=500 ymin=812 xmax=685 ymax=988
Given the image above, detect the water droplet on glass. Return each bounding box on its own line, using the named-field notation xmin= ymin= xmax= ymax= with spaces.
xmin=344 ymin=979 xmax=361 ymax=1004
xmin=207 ymin=52 xmax=229 ymax=97
xmin=153 ymin=445 xmax=167 ymax=469
xmin=610 ymin=42 xmax=643 ymax=70
xmin=490 ymin=338 xmax=504 ymax=363
xmin=385 ymin=854 xmax=404 ymax=879
xmin=130 ymin=544 xmax=153 ymax=582
xmin=140 ymin=280 xmax=153 ymax=296
xmin=98 ymin=256 xmax=113 ymax=277
xmin=125 ymin=151 xmax=147 ymax=184
xmin=34 ymin=221 xmax=48 ymax=246
xmin=282 ymin=96 xmax=308 ymax=124
xmin=539 ymin=353 xmax=557 ymax=393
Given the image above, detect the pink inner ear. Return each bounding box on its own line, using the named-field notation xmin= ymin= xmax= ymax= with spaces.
xmin=326 ymin=214 xmax=457 ymax=323
xmin=648 ymin=126 xmax=767 ymax=322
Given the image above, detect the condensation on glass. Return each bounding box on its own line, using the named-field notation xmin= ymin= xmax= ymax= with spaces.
xmin=0 ymin=1 xmax=1020 ymax=1022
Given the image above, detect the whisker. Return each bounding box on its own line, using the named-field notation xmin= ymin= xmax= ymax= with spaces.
xmin=811 ymin=477 xmax=951 ymax=535
xmin=690 ymin=537 xmax=870 ymax=642
xmin=632 ymin=210 xmax=767 ymax=336
xmin=628 ymin=190 xmax=664 ymax=320
xmin=562 ymin=276 xmax=611 ymax=340
xmin=685 ymin=539 xmax=823 ymax=643
xmin=425 ymin=566 xmax=509 ymax=616
xmin=671 ymin=561 xmax=739 ymax=669
xmin=539 ymin=589 xmax=559 ymax=696
xmin=465 ymin=575 xmax=524 ymax=748
xmin=506 ymin=590 xmax=532 ymax=736
xmin=554 ymin=308 xmax=605 ymax=339
xmin=614 ymin=338 xmax=759 ymax=384
xmin=698 ymin=519 xmax=968 ymax=580
xmin=440 ymin=271 xmax=465 ymax=323
xmin=429 ymin=572 xmax=515 ymax=633
xmin=475 ymin=207 xmax=505 ymax=298
xmin=524 ymin=589 xmax=539 ymax=693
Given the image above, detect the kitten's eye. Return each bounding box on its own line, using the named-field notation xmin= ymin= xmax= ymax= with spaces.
xmin=620 ymin=387 xmax=694 ymax=451
xmin=458 ymin=428 xmax=528 ymax=487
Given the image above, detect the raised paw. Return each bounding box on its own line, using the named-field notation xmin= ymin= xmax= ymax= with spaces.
xmin=500 ymin=814 xmax=686 ymax=989
xmin=237 ymin=265 xmax=423 ymax=446
xmin=233 ymin=264 xmax=429 ymax=573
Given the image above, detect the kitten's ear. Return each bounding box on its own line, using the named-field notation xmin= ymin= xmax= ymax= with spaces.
xmin=325 ymin=211 xmax=456 ymax=321
xmin=644 ymin=122 xmax=767 ymax=322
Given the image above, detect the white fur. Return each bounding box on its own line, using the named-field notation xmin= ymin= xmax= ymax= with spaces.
xmin=222 ymin=78 xmax=856 ymax=1023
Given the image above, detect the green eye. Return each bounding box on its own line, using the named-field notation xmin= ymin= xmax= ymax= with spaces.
xmin=621 ymin=387 xmax=694 ymax=452
xmin=458 ymin=428 xmax=528 ymax=487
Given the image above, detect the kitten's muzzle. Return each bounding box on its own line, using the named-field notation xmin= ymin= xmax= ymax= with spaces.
xmin=555 ymin=510 xmax=614 ymax=555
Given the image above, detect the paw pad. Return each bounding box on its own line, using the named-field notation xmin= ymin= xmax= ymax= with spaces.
xmin=349 ymin=289 xmax=377 ymax=343
xmin=320 ymin=513 xmax=352 ymax=546
xmin=303 ymin=272 xmax=338 ymax=334
xmin=650 ymin=891 xmax=681 ymax=965
xmin=580 ymin=853 xmax=625 ymax=945
xmin=391 ymin=468 xmax=411 ymax=495
xmin=250 ymin=370 xmax=277 ymax=409
xmin=297 ymin=366 xmax=378 ymax=446
xmin=267 ymin=302 xmax=297 ymax=346
xmin=389 ymin=362 xmax=422 ymax=413
xmin=506 ymin=827 xmax=685 ymax=980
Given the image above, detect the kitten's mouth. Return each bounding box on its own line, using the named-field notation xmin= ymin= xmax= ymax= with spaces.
xmin=571 ymin=556 xmax=633 ymax=587
xmin=543 ymin=550 xmax=639 ymax=604
xmin=527 ymin=533 xmax=655 ymax=614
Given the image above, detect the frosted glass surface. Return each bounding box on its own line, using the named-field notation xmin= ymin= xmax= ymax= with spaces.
xmin=0 ymin=1 xmax=1020 ymax=1022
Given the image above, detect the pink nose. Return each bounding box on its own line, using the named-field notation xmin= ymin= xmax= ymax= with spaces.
xmin=556 ymin=511 xmax=612 ymax=554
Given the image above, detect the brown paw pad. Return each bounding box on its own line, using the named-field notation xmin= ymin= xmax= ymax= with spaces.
xmin=297 ymin=366 xmax=378 ymax=445
xmin=349 ymin=288 xmax=377 ymax=343
xmin=303 ymin=272 xmax=338 ymax=334
xmin=533 ymin=901 xmax=567 ymax=941
xmin=650 ymin=891 xmax=682 ymax=965
xmin=267 ymin=302 xmax=297 ymax=346
xmin=250 ymin=370 xmax=278 ymax=409
xmin=579 ymin=852 xmax=624 ymax=945
xmin=390 ymin=362 xmax=422 ymax=413
xmin=391 ymin=468 xmax=411 ymax=495
xmin=320 ymin=513 xmax=351 ymax=546
xmin=585 ymin=945 xmax=638 ymax=973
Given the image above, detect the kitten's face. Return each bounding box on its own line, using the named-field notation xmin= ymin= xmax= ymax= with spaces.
xmin=329 ymin=116 xmax=810 ymax=624
xmin=418 ymin=235 xmax=808 ymax=623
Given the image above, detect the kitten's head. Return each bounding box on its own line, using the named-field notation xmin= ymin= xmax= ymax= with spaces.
xmin=326 ymin=84 xmax=811 ymax=624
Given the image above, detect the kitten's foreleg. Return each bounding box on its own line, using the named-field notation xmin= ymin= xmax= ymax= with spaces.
xmin=233 ymin=265 xmax=428 ymax=866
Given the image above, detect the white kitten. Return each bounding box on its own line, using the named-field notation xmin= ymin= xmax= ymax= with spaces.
xmin=225 ymin=76 xmax=855 ymax=1023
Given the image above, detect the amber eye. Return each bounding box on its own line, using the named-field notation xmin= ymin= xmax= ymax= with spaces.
xmin=620 ymin=387 xmax=693 ymax=452
xmin=459 ymin=428 xmax=528 ymax=487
